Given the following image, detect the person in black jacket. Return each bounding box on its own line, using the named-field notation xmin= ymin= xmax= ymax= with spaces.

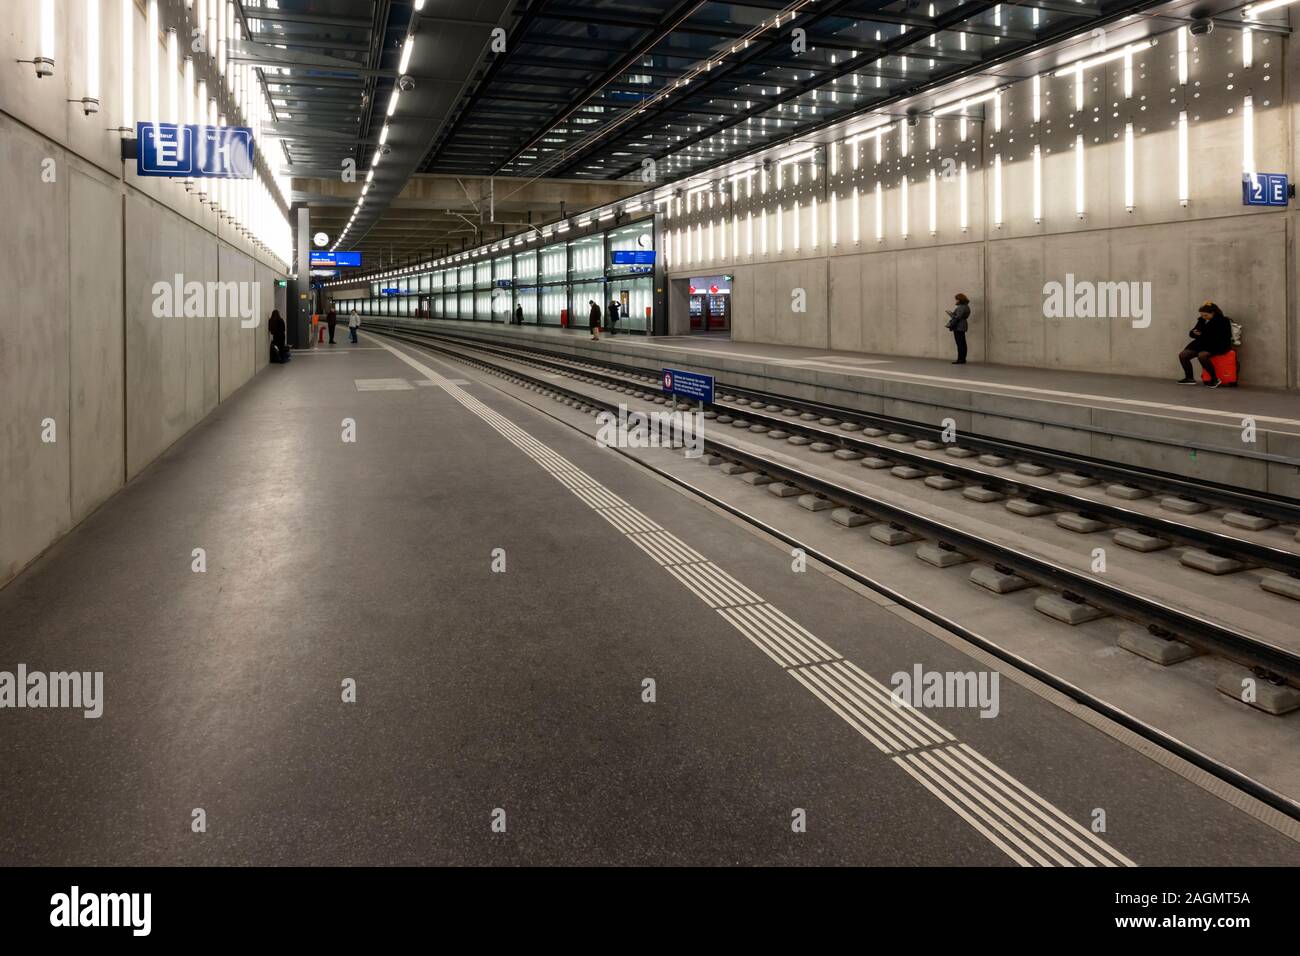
xmin=514 ymin=304 xmax=524 ymax=326
xmin=325 ymin=308 xmax=337 ymax=344
xmin=944 ymin=293 xmax=971 ymax=364
xmin=588 ymin=300 xmax=602 ymax=340
xmin=1177 ymin=301 xmax=1232 ymax=387
xmin=607 ymin=299 xmax=621 ymax=335
xmin=268 ymin=309 xmax=288 ymax=364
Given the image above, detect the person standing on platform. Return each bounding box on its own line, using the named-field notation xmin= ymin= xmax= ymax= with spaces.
xmin=945 ymin=293 xmax=971 ymax=365
xmin=1177 ymin=302 xmax=1232 ymax=388
xmin=588 ymin=300 xmax=602 ymax=341
xmin=326 ymin=308 xmax=338 ymax=344
xmin=608 ymin=298 xmax=621 ymax=335
xmin=268 ymin=309 xmax=288 ymax=364
xmin=348 ymin=308 xmax=360 ymax=344
xmin=514 ymin=304 xmax=524 ymax=326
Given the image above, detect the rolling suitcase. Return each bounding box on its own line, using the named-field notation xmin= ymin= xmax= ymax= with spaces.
xmin=1200 ymin=350 xmax=1237 ymax=386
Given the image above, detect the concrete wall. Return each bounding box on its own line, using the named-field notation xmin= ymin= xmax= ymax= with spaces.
xmin=663 ymin=26 xmax=1299 ymax=389
xmin=0 ymin=0 xmax=288 ymax=586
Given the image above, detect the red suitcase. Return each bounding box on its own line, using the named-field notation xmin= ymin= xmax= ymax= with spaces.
xmin=1200 ymin=350 xmax=1238 ymax=386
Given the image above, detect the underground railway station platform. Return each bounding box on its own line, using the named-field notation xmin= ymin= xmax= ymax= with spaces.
xmin=2 ymin=330 xmax=1297 ymax=871
xmin=6 ymin=0 xmax=1300 ymax=935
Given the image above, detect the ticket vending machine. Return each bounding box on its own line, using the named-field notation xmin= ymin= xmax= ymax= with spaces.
xmin=687 ymin=276 xmax=731 ymax=332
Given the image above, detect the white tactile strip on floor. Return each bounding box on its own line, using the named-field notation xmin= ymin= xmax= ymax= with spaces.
xmin=372 ymin=336 xmax=1137 ymax=868
xmin=354 ymin=378 xmax=415 ymax=391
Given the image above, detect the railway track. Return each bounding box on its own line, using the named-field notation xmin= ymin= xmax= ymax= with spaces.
xmin=371 ymin=322 xmax=1300 ymax=817
xmin=370 ymin=323 xmax=1300 ymax=688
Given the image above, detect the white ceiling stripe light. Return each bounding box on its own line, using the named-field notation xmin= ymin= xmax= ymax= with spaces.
xmin=1178 ymin=111 xmax=1190 ymax=206
xmin=82 ymin=0 xmax=100 ymax=111
xmin=1053 ymin=39 xmax=1154 ymax=78
xmin=1124 ymin=122 xmax=1136 ymax=211
xmin=959 ymin=162 xmax=968 ymax=232
xmin=1243 ymin=0 xmax=1297 ymax=17
xmin=120 ymin=0 xmax=133 ymax=130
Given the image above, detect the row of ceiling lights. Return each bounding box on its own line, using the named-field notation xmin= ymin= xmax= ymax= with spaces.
xmin=331 ymin=0 xmax=428 ymax=253
xmin=331 ymin=0 xmax=1291 ymax=282
xmin=327 ymin=198 xmax=650 ymax=285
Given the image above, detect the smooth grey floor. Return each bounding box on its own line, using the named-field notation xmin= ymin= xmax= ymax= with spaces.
xmin=0 ymin=337 xmax=1295 ymax=866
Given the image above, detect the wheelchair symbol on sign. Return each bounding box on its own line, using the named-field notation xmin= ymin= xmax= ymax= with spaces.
xmin=663 ymin=371 xmax=673 ymax=391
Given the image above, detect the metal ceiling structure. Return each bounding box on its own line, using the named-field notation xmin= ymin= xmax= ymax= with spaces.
xmin=420 ymin=0 xmax=1185 ymax=183
xmin=239 ymin=0 xmax=1220 ymax=266
xmin=232 ymin=0 xmax=407 ymax=260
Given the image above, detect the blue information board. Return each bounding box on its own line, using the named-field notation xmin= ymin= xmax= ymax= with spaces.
xmin=661 ymin=368 xmax=714 ymax=404
xmin=310 ymin=251 xmax=362 ymax=267
xmin=137 ymin=122 xmax=254 ymax=179
xmin=381 ymin=288 xmax=401 ymax=296
xmin=611 ymin=250 xmax=656 ymax=265
xmin=1242 ymin=172 xmax=1289 ymax=207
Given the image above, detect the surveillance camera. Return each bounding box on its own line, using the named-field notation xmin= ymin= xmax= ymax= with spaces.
xmin=398 ymin=75 xmax=415 ymax=92
xmin=762 ymin=158 xmax=772 ymax=171
xmin=1189 ymin=18 xmax=1213 ymax=35
xmin=906 ymin=109 xmax=920 ymax=127
xmin=380 ymin=144 xmax=392 ymax=155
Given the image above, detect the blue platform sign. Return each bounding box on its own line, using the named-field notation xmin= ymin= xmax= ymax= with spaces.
xmin=310 ymin=251 xmax=362 ymax=267
xmin=136 ymin=122 xmax=254 ymax=178
xmin=381 ymin=288 xmax=401 ymax=296
xmin=661 ymin=367 xmax=714 ymax=404
xmin=1243 ymin=172 xmax=1289 ymax=207
xmin=611 ymin=250 xmax=656 ymax=265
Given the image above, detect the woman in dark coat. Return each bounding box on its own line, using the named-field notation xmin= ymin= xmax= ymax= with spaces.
xmin=588 ymin=300 xmax=602 ymax=341
xmin=268 ymin=309 xmax=287 ymax=363
xmin=1177 ymin=301 xmax=1232 ymax=387
xmin=945 ymin=293 xmax=971 ymax=364
xmin=326 ymin=308 xmax=338 ymax=344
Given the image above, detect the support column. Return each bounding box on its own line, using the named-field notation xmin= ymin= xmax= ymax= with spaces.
xmin=295 ymin=206 xmax=314 ymax=349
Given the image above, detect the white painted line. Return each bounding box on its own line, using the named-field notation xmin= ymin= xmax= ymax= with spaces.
xmin=789 ymin=667 xmax=904 ymax=754
xmin=932 ymin=746 xmax=1100 ymax=867
xmin=801 ymin=664 xmax=931 ymax=751
xmin=811 ymin=662 xmax=946 ymax=751
xmin=597 ymin=507 xmax=661 ymax=534
xmin=626 ymin=530 xmax=706 ymax=566
xmin=719 ymin=605 xmax=833 ymax=668
xmin=905 ymin=751 xmax=1051 ymax=866
xmin=921 ymin=748 xmax=1076 ymax=866
xmin=368 ymin=332 xmax=1138 ymax=868
xmin=354 ymin=378 xmax=415 ymax=391
xmin=893 ymin=754 xmax=1033 ymax=867
xmin=954 ymin=743 xmax=1135 ymax=867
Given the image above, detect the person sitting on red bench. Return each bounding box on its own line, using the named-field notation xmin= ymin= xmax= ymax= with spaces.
xmin=1177 ymin=301 xmax=1233 ymax=388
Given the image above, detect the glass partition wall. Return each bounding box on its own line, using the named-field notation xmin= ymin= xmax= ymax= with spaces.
xmin=349 ymin=216 xmax=655 ymax=332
